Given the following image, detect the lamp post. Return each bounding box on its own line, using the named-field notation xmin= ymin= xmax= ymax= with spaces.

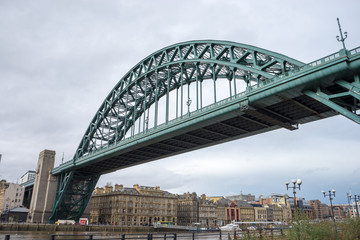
xmin=322 ymin=189 xmax=336 ymax=221
xmin=285 ymin=179 xmax=302 ymax=209
xmin=145 ymin=116 xmax=149 ymax=132
xmin=336 ymin=18 xmax=348 ymax=50
xmin=186 ymin=98 xmax=192 ymax=115
xmin=347 ymin=193 xmax=360 ymax=218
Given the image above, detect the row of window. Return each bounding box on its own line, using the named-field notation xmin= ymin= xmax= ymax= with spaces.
xmin=93 ymin=195 xmax=176 ymax=204
xmin=94 ymin=202 xmax=175 ymax=210
xmin=94 ymin=214 xmax=176 ymax=225
xmin=97 ymin=208 xmax=174 ymax=215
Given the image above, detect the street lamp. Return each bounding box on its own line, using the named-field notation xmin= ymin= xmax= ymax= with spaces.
xmin=285 ymin=179 xmax=302 ymax=208
xmin=336 ymin=18 xmax=348 ymax=50
xmin=186 ymin=98 xmax=192 ymax=115
xmin=347 ymin=193 xmax=360 ymax=218
xmin=322 ymin=189 xmax=336 ymax=221
xmin=145 ymin=116 xmax=149 ymax=132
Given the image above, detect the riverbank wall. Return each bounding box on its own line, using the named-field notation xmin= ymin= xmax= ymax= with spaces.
xmin=0 ymin=223 xmax=188 ymax=233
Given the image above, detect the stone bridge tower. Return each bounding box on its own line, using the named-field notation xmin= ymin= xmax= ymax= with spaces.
xmin=27 ymin=149 xmax=57 ymax=223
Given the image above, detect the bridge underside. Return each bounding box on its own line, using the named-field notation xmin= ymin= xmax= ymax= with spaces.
xmin=75 ymin=93 xmax=337 ymax=175
xmin=50 ymin=72 xmax=359 ymax=223
xmin=49 ymin=42 xmax=360 ymax=223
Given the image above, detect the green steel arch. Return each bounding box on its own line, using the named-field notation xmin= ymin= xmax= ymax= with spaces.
xmin=74 ymin=40 xmax=304 ymax=161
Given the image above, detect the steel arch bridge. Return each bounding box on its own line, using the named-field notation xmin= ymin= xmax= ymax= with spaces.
xmin=49 ymin=40 xmax=360 ymax=223
xmin=75 ymin=40 xmax=304 ymax=160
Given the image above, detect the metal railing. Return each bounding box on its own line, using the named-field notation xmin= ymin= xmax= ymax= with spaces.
xmin=49 ymin=231 xmax=230 ymax=240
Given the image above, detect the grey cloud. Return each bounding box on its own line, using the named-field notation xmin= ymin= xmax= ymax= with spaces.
xmin=0 ymin=0 xmax=359 ymax=204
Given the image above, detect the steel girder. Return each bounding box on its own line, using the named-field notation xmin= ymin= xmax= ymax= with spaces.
xmin=73 ymin=40 xmax=304 ymax=161
xmin=304 ymin=75 xmax=360 ymax=124
xmin=48 ymin=171 xmax=100 ymax=223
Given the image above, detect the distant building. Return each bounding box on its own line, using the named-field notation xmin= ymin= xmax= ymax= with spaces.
xmin=199 ymin=194 xmax=216 ymax=228
xmin=286 ymin=197 xmax=313 ymax=218
xmin=236 ymin=200 xmax=255 ymax=222
xmin=347 ymin=201 xmax=360 ymax=218
xmin=0 ymin=207 xmax=29 ymax=222
xmin=226 ymin=193 xmax=255 ymax=202
xmin=215 ymin=198 xmax=230 ymax=226
xmin=177 ymin=192 xmax=199 ymax=226
xmin=265 ymin=205 xmax=273 ymax=221
xmin=0 ymin=180 xmax=25 ymax=215
xmin=224 ymin=200 xmax=255 ymax=223
xmin=259 ymin=193 xmax=288 ymax=207
xmin=90 ymin=184 xmax=177 ymax=226
xmin=206 ymin=196 xmax=224 ymax=203
xmin=332 ymin=204 xmax=347 ymax=219
xmin=225 ymin=201 xmax=240 ymax=222
xmin=257 ymin=194 xmax=292 ymax=221
xmin=252 ymin=204 xmax=267 ymax=222
xmin=19 ymin=171 xmax=36 ymax=185
xmin=309 ymin=200 xmax=324 ymax=219
xmin=268 ymin=205 xmax=283 ymax=221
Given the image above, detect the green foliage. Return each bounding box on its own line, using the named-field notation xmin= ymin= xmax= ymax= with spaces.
xmin=281 ymin=213 xmax=360 ymax=240
xmin=232 ymin=215 xmax=360 ymax=240
xmin=286 ymin=215 xmax=360 ymax=240
xmin=338 ymin=217 xmax=360 ymax=240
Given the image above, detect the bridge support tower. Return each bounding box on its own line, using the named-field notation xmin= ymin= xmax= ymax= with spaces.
xmin=27 ymin=149 xmax=57 ymax=223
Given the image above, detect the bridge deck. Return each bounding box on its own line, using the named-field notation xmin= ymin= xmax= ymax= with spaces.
xmin=48 ymin=44 xmax=360 ymax=223
xmin=53 ymin=47 xmax=360 ymax=176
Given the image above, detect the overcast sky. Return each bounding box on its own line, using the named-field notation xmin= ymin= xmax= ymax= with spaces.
xmin=0 ymin=0 xmax=359 ymax=204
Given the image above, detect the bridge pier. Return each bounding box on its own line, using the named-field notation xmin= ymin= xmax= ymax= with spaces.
xmin=27 ymin=150 xmax=56 ymax=223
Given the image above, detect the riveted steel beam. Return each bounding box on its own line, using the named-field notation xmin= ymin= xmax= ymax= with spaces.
xmin=73 ymin=40 xmax=304 ymax=160
xmin=304 ymin=89 xmax=360 ymax=124
xmin=243 ymin=108 xmax=298 ymax=130
xmin=51 ymin=42 xmax=360 ymax=222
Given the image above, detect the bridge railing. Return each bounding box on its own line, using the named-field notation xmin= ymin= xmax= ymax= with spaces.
xmin=272 ymin=46 xmax=360 ymax=82
xmin=49 ymin=231 xmax=238 ymax=240
xmin=350 ymin=46 xmax=360 ymax=56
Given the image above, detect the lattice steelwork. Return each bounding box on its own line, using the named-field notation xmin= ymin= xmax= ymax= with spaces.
xmin=49 ymin=40 xmax=360 ymax=223
xmin=74 ymin=40 xmax=303 ymax=160
xmin=49 ymin=171 xmax=100 ymax=223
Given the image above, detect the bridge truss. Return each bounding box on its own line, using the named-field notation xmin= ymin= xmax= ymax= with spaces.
xmin=49 ymin=41 xmax=360 ymax=223
xmin=73 ymin=40 xmax=304 ymax=160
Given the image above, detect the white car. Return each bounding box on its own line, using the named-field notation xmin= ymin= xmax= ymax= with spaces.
xmin=220 ymin=224 xmax=241 ymax=231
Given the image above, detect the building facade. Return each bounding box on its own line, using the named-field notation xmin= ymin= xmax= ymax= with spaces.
xmin=268 ymin=205 xmax=283 ymax=221
xmin=198 ymin=194 xmax=216 ymax=228
xmin=309 ymin=200 xmax=324 ymax=219
xmin=252 ymin=204 xmax=267 ymax=222
xmin=177 ymin=192 xmax=199 ymax=226
xmin=332 ymin=204 xmax=347 ymax=219
xmin=237 ymin=201 xmax=255 ymax=222
xmin=214 ymin=199 xmax=227 ymax=226
xmin=260 ymin=194 xmax=288 ymax=207
xmin=0 ymin=180 xmax=25 ymax=214
xmin=226 ymin=194 xmax=255 ymax=202
xmin=90 ymin=184 xmax=177 ymax=226
xmin=19 ymin=171 xmax=36 ymax=185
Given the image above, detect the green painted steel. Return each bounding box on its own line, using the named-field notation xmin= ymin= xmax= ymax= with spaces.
xmin=49 ymin=171 xmax=100 ymax=223
xmin=72 ymin=40 xmax=304 ymax=162
xmin=304 ymin=89 xmax=360 ymax=124
xmin=304 ymin=74 xmax=360 ymax=124
xmin=49 ymin=41 xmax=360 ymax=223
